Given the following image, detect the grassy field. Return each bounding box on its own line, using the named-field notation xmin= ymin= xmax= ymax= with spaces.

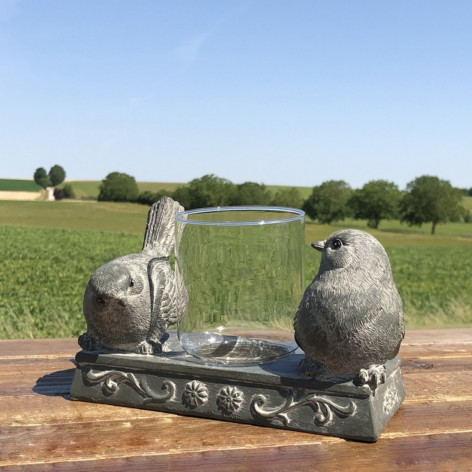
xmin=462 ymin=195 xmax=472 ymax=212
xmin=0 ymin=179 xmax=42 ymax=192
xmin=1 ymin=199 xmax=471 ymax=339
xmin=0 ymin=200 xmax=149 ymax=232
xmin=266 ymin=184 xmax=313 ymax=200
xmin=60 ymin=180 xmax=101 ymax=199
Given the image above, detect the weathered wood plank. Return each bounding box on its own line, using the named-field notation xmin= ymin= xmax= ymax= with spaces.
xmin=0 ymin=415 xmax=324 ymax=465
xmin=402 ymin=372 xmax=472 ymax=402
xmin=402 ymin=356 xmax=472 ymax=374
xmin=1 ymin=430 xmax=471 ymax=471
xmin=1 ymin=435 xmax=471 ymax=472
xmin=0 ymin=338 xmax=78 ymax=358
xmin=0 ymin=359 xmax=75 ymax=396
xmin=3 ymin=434 xmax=472 ymax=472
xmin=403 ymin=328 xmax=472 ymax=344
xmin=1 ymin=399 xmax=471 ymax=466
xmin=400 ymin=344 xmax=472 ymax=359
xmin=1 ymin=330 xmax=471 ymax=471
xmin=0 ymin=394 xmax=176 ymax=426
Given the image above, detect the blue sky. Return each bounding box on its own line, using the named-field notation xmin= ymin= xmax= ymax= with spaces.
xmin=1 ymin=0 xmax=471 ymax=189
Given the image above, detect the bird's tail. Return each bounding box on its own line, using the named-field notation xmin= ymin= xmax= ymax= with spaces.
xmin=142 ymin=196 xmax=184 ymax=257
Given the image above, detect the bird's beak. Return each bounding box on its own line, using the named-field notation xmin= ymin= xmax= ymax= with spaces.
xmin=311 ymin=240 xmax=325 ymax=252
xmin=118 ymin=297 xmax=128 ymax=307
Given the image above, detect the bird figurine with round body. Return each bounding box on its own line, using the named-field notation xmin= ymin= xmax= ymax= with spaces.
xmin=79 ymin=196 xmax=188 ymax=355
xmin=294 ymin=229 xmax=404 ymax=388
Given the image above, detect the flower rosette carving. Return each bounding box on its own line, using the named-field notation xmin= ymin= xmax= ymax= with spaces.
xmin=217 ymin=386 xmax=244 ymax=414
xmin=182 ymin=380 xmax=209 ymax=408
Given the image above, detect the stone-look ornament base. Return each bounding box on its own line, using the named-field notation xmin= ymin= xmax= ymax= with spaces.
xmin=70 ymin=331 xmax=405 ymax=442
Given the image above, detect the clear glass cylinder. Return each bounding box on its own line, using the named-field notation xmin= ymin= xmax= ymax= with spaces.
xmin=175 ymin=206 xmax=304 ymax=365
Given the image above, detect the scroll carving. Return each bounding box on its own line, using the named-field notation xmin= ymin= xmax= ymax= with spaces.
xmin=83 ymin=367 xmax=175 ymax=403
xmin=251 ymin=388 xmax=356 ymax=427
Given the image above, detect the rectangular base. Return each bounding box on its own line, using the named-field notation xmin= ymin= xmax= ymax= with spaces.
xmin=70 ymin=331 xmax=405 ymax=442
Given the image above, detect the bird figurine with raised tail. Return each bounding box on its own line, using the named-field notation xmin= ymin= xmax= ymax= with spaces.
xmin=79 ymin=196 xmax=188 ymax=354
xmin=294 ymin=229 xmax=404 ymax=388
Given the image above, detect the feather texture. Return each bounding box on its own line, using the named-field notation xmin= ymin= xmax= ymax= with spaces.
xmin=294 ymin=229 xmax=404 ymax=382
xmin=79 ymin=197 xmax=188 ymax=354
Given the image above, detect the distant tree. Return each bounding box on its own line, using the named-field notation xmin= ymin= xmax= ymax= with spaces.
xmin=178 ymin=174 xmax=236 ymax=209
xmin=48 ymin=165 xmax=66 ymax=187
xmin=303 ymin=180 xmax=352 ymax=224
xmin=98 ymin=172 xmax=139 ymax=202
xmin=271 ymin=187 xmax=304 ymax=209
xmin=399 ymin=175 xmax=464 ymax=235
xmin=172 ymin=186 xmax=192 ymax=209
xmin=53 ymin=188 xmax=64 ymax=200
xmin=135 ymin=190 xmax=166 ymax=206
xmin=348 ymin=180 xmax=401 ymax=229
xmin=62 ymin=184 xmax=75 ymax=199
xmin=468 ymin=188 xmax=472 ymax=197
xmin=229 ymin=182 xmax=272 ymax=206
xmin=34 ymin=167 xmax=51 ymax=189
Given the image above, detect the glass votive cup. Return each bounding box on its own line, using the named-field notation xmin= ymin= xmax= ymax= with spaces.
xmin=174 ymin=206 xmax=304 ymax=366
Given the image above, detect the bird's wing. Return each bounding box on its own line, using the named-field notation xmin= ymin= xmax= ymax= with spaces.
xmin=374 ymin=288 xmax=405 ymax=358
xmin=147 ymin=257 xmax=187 ymax=344
xmin=293 ymin=294 xmax=331 ymax=359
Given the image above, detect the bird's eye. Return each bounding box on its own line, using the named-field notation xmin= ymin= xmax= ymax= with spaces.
xmin=96 ymin=297 xmax=105 ymax=304
xmin=331 ymin=239 xmax=343 ymax=249
xmin=129 ymin=278 xmax=135 ymax=287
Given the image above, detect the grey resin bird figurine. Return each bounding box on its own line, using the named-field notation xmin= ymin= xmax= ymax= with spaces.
xmin=79 ymin=196 xmax=188 ymax=354
xmin=294 ymin=229 xmax=404 ymax=387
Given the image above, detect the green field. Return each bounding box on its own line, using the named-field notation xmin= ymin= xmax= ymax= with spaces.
xmin=462 ymin=196 xmax=472 ymax=212
xmin=266 ymin=184 xmax=313 ymax=200
xmin=1 ymin=200 xmax=471 ymax=339
xmin=0 ymin=179 xmax=42 ymax=192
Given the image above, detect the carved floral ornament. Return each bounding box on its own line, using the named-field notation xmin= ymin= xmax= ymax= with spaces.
xmin=82 ymin=367 xmax=358 ymax=428
xmin=84 ymin=368 xmax=247 ymax=414
xmin=216 ymin=386 xmax=244 ymax=413
xmin=182 ymin=380 xmax=209 ymax=408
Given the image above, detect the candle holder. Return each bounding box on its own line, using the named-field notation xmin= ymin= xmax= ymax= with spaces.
xmin=70 ymin=197 xmax=405 ymax=442
xmin=175 ymin=206 xmax=305 ymax=366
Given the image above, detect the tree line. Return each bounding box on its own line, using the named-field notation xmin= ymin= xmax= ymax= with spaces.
xmin=97 ymin=172 xmax=304 ymax=208
xmin=302 ymin=177 xmax=467 ymax=235
xmin=97 ymin=172 xmax=469 ymax=235
xmin=33 ymin=166 xmax=469 ymax=235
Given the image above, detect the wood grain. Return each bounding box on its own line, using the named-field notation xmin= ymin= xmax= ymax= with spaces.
xmin=1 ymin=329 xmax=471 ymax=471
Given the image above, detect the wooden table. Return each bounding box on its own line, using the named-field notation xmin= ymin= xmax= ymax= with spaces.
xmin=1 ymin=329 xmax=471 ymax=471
